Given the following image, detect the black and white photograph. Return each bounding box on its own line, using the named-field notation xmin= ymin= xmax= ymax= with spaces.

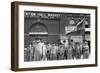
xmin=24 ymin=11 xmax=91 ymax=62
xmin=11 ymin=2 xmax=97 ymax=71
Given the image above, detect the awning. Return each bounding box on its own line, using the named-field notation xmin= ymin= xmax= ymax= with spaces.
xmin=29 ymin=32 xmax=48 ymax=35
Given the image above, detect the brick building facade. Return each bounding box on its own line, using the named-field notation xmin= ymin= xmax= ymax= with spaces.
xmin=24 ymin=11 xmax=90 ymax=48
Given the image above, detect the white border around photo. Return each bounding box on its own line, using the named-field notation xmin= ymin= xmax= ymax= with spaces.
xmin=18 ymin=5 xmax=95 ymax=68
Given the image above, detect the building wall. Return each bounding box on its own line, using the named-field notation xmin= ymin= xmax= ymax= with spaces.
xmin=24 ymin=12 xmax=90 ymax=47
xmin=24 ymin=16 xmax=67 ymax=47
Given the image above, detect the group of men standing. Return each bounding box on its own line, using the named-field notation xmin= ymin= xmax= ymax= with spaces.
xmin=24 ymin=39 xmax=90 ymax=61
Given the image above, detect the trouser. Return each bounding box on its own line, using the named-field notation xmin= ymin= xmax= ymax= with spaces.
xmin=50 ymin=54 xmax=57 ymax=60
xmin=83 ymin=51 xmax=89 ymax=59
